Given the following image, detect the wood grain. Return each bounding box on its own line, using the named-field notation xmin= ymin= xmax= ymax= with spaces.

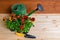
xmin=0 ymin=1 xmax=60 ymax=13
xmin=1 ymin=14 xmax=60 ymax=40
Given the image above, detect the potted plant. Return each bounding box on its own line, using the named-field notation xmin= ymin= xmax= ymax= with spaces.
xmin=3 ymin=4 xmax=43 ymax=38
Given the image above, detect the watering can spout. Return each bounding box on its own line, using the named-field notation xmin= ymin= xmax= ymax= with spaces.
xmin=37 ymin=4 xmax=44 ymax=11
xmin=27 ymin=4 xmax=44 ymax=16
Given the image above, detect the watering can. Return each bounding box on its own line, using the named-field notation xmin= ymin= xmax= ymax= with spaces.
xmin=11 ymin=4 xmax=43 ymax=16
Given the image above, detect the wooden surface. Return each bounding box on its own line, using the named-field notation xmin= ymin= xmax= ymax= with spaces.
xmin=1 ymin=14 xmax=60 ymax=40
xmin=0 ymin=1 xmax=60 ymax=13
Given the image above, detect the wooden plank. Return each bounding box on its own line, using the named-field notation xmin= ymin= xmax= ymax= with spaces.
xmin=0 ymin=1 xmax=60 ymax=13
xmin=1 ymin=14 xmax=60 ymax=40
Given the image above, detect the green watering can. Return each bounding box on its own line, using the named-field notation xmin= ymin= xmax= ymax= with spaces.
xmin=11 ymin=4 xmax=43 ymax=16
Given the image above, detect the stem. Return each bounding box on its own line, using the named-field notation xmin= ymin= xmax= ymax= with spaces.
xmin=27 ymin=8 xmax=38 ymax=16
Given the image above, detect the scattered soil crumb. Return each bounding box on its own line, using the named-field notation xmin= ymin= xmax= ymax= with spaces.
xmin=42 ymin=28 xmax=46 ymax=31
xmin=55 ymin=25 xmax=58 ymax=27
xmin=52 ymin=20 xmax=56 ymax=24
xmin=46 ymin=16 xmax=48 ymax=18
xmin=17 ymin=39 xmax=20 ymax=40
xmin=53 ymin=20 xmax=56 ymax=21
xmin=41 ymin=38 xmax=44 ymax=40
